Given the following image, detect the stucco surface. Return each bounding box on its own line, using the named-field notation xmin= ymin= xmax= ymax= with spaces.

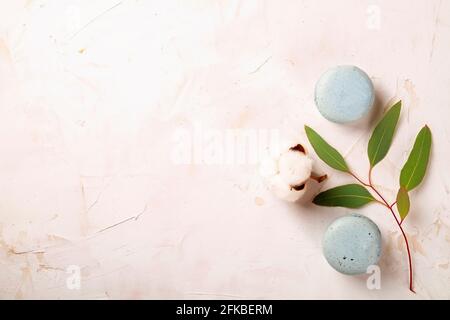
xmin=0 ymin=0 xmax=449 ymax=299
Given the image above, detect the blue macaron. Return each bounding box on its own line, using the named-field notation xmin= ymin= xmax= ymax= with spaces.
xmin=315 ymin=65 xmax=375 ymax=123
xmin=322 ymin=213 xmax=382 ymax=275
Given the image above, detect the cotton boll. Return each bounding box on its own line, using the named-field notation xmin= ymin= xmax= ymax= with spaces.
xmin=278 ymin=149 xmax=312 ymax=186
xmin=260 ymin=143 xmax=325 ymax=202
xmin=270 ymin=175 xmax=306 ymax=202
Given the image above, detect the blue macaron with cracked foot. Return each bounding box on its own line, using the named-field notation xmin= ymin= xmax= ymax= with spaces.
xmin=315 ymin=65 xmax=375 ymax=123
xmin=322 ymin=213 xmax=382 ymax=275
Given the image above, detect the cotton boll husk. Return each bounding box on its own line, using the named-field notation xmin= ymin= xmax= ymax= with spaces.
xmin=278 ymin=150 xmax=312 ymax=186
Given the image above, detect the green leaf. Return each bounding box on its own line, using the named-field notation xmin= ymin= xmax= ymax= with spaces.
xmin=396 ymin=187 xmax=410 ymax=221
xmin=400 ymin=126 xmax=432 ymax=191
xmin=313 ymin=184 xmax=375 ymax=208
xmin=304 ymin=125 xmax=349 ymax=172
xmin=367 ymin=101 xmax=402 ymax=167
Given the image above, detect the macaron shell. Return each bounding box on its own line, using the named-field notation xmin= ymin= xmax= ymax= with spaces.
xmin=322 ymin=213 xmax=382 ymax=275
xmin=315 ymin=65 xmax=375 ymax=123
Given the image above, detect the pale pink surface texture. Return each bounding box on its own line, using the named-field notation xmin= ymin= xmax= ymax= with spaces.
xmin=0 ymin=0 xmax=449 ymax=299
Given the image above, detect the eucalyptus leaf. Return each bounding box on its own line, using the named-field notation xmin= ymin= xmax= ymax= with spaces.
xmin=367 ymin=101 xmax=401 ymax=167
xmin=304 ymin=125 xmax=349 ymax=172
xmin=313 ymin=184 xmax=375 ymax=208
xmin=400 ymin=126 xmax=432 ymax=191
xmin=396 ymin=187 xmax=410 ymax=221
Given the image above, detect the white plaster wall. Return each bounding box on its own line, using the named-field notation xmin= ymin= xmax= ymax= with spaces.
xmin=0 ymin=0 xmax=449 ymax=299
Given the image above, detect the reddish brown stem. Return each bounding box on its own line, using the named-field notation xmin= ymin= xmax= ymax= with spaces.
xmin=349 ymin=169 xmax=415 ymax=293
xmin=386 ymin=204 xmax=415 ymax=293
xmin=349 ymin=172 xmax=370 ymax=187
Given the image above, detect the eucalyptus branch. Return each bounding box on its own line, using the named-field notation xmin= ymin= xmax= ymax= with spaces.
xmin=348 ymin=169 xmax=414 ymax=292
xmin=305 ymin=101 xmax=432 ymax=293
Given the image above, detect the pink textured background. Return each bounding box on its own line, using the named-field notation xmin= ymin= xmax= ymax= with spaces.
xmin=0 ymin=0 xmax=449 ymax=299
